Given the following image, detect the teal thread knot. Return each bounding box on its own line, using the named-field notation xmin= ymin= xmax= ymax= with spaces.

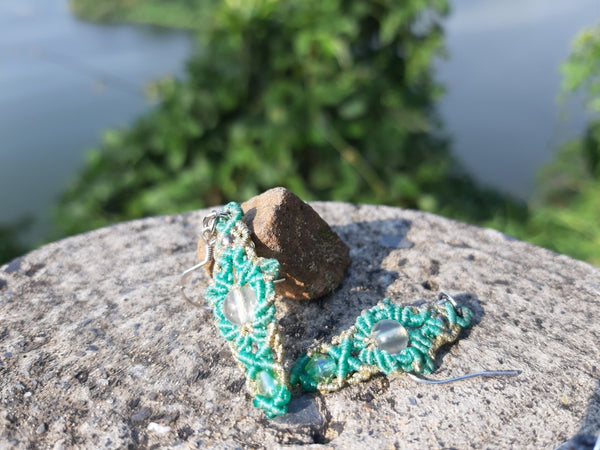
xmin=253 ymin=381 xmax=292 ymax=419
xmin=216 ymin=202 xmax=244 ymax=235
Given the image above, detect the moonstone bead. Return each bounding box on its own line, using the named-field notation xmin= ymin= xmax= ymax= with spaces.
xmin=223 ymin=285 xmax=258 ymax=325
xmin=305 ymin=353 xmax=337 ymax=383
xmin=371 ymin=319 xmax=409 ymax=355
xmin=256 ymin=371 xmax=278 ymax=397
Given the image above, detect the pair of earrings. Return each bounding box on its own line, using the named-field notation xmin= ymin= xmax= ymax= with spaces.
xmin=180 ymin=202 xmax=519 ymax=418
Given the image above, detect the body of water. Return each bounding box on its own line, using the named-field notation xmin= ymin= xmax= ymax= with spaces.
xmin=437 ymin=0 xmax=599 ymax=199
xmin=0 ymin=0 xmax=194 ymax=241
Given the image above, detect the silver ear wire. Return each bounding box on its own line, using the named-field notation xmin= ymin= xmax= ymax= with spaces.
xmin=408 ymin=370 xmax=522 ymax=385
xmin=180 ymin=261 xmax=212 ymax=310
xmin=424 ymin=292 xmax=521 ymax=384
xmin=180 ymin=209 xmax=227 ymax=310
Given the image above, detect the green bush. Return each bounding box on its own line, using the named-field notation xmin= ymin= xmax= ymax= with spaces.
xmin=518 ymin=126 xmax=600 ymax=265
xmin=560 ymin=24 xmax=600 ymax=113
xmin=69 ymin=0 xmax=128 ymax=22
xmin=69 ymin=0 xmax=216 ymax=29
xmin=56 ymin=0 xmax=526 ymax=237
xmin=0 ymin=218 xmax=30 ymax=265
xmin=509 ymin=24 xmax=600 ymax=265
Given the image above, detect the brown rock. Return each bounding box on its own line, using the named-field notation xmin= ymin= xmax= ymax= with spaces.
xmin=197 ymin=187 xmax=351 ymax=300
xmin=243 ymin=187 xmax=351 ymax=300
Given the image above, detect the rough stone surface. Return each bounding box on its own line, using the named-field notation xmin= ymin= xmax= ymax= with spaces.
xmin=1 ymin=202 xmax=600 ymax=449
xmin=198 ymin=187 xmax=351 ymax=300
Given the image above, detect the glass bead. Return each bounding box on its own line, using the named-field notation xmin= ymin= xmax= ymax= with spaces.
xmin=305 ymin=353 xmax=337 ymax=382
xmin=223 ymin=285 xmax=258 ymax=325
xmin=371 ymin=319 xmax=409 ymax=355
xmin=256 ymin=371 xmax=278 ymax=397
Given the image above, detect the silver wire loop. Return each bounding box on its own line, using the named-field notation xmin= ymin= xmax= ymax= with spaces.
xmin=179 ymin=209 xmax=228 ymax=310
xmin=408 ymin=370 xmax=522 ymax=385
xmin=180 ymin=261 xmax=212 ymax=310
xmin=200 ymin=209 xmax=228 ymax=245
xmin=438 ymin=291 xmax=458 ymax=308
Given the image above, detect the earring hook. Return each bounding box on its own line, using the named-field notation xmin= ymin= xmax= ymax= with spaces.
xmin=180 ymin=209 xmax=227 ymax=310
xmin=180 ymin=260 xmax=212 ymax=310
xmin=408 ymin=370 xmax=522 ymax=385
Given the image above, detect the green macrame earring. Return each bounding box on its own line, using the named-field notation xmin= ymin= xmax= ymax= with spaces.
xmin=180 ymin=203 xmax=520 ymax=419
xmin=182 ymin=202 xmax=291 ymax=418
xmin=290 ymin=295 xmax=474 ymax=393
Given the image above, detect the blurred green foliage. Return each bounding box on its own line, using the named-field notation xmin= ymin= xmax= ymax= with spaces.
xmin=0 ymin=218 xmax=30 ymax=265
xmin=560 ymin=24 xmax=600 ymax=113
xmin=69 ymin=0 xmax=216 ymax=29
xmin=55 ymin=0 xmax=526 ymax=239
xmin=47 ymin=4 xmax=600 ymax=268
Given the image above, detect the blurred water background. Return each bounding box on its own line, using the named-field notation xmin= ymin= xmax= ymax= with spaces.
xmin=0 ymin=0 xmax=194 ymax=240
xmin=438 ymin=0 xmax=597 ymax=198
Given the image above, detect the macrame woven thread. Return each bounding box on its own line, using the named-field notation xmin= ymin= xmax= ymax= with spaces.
xmin=204 ymin=202 xmax=291 ymax=418
xmin=290 ymin=298 xmax=474 ymax=393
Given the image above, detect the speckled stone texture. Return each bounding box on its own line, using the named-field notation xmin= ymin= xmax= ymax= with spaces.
xmin=1 ymin=203 xmax=599 ymax=449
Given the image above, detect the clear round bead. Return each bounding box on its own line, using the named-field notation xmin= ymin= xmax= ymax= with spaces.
xmin=371 ymin=319 xmax=409 ymax=355
xmin=223 ymin=285 xmax=258 ymax=325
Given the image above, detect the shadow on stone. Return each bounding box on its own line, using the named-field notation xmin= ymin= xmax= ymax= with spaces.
xmin=267 ymin=395 xmax=328 ymax=445
xmin=277 ymin=218 xmax=410 ymax=360
xmin=334 ymin=218 xmax=412 ymax=299
xmin=278 ymin=217 xmax=491 ymax=388
xmin=577 ymin=378 xmax=600 ymax=442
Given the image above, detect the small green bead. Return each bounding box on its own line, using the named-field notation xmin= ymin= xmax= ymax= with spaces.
xmin=256 ymin=371 xmax=279 ymax=398
xmin=304 ymin=353 xmax=337 ymax=383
